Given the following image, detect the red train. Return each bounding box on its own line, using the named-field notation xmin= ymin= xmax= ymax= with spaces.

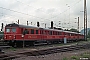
xmin=4 ymin=23 xmax=84 ymax=47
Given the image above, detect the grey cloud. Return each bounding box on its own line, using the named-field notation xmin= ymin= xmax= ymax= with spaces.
xmin=0 ymin=0 xmax=90 ymax=30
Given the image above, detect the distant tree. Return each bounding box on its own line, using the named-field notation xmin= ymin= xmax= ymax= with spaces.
xmin=87 ymin=30 xmax=90 ymax=38
xmin=0 ymin=31 xmax=4 ymax=39
xmin=0 ymin=31 xmax=4 ymax=34
xmin=69 ymin=28 xmax=79 ymax=33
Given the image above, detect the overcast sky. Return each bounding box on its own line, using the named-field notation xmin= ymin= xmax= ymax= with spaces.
xmin=0 ymin=0 xmax=90 ymax=31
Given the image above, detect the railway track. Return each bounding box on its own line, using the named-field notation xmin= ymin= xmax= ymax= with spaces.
xmin=0 ymin=40 xmax=11 ymax=51
xmin=20 ymin=45 xmax=83 ymax=56
xmin=0 ymin=44 xmax=87 ymax=60
xmin=0 ymin=40 xmax=8 ymax=46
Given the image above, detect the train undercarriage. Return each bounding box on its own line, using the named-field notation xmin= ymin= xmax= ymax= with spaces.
xmin=4 ymin=39 xmax=83 ymax=47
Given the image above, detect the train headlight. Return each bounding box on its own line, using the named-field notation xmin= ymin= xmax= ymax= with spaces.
xmin=14 ymin=36 xmax=15 ymax=39
xmin=14 ymin=35 xmax=16 ymax=39
xmin=5 ymin=37 xmax=6 ymax=38
xmin=22 ymin=35 xmax=24 ymax=37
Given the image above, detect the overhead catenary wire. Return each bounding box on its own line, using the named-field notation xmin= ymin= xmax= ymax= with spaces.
xmin=48 ymin=0 xmax=82 ymax=19
xmin=0 ymin=0 xmax=82 ymax=22
xmin=15 ymin=0 xmax=82 ymax=20
xmin=0 ymin=7 xmax=51 ymax=21
xmin=0 ymin=0 xmax=83 ymax=29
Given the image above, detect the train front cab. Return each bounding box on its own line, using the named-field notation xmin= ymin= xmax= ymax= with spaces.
xmin=4 ymin=26 xmax=40 ymax=47
xmin=4 ymin=27 xmax=18 ymax=46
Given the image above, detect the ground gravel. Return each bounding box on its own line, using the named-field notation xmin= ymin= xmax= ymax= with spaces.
xmin=12 ymin=49 xmax=90 ymax=60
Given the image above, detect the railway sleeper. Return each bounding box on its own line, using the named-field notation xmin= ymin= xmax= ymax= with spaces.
xmin=74 ymin=48 xmax=79 ymax=50
xmin=16 ymin=45 xmax=85 ymax=56
xmin=37 ymin=51 xmax=47 ymax=55
xmin=68 ymin=47 xmax=76 ymax=49
xmin=0 ymin=54 xmax=12 ymax=58
xmin=60 ymin=49 xmax=68 ymax=52
xmin=75 ymin=46 xmax=83 ymax=49
xmin=50 ymin=50 xmax=57 ymax=53
xmin=27 ymin=51 xmax=40 ymax=56
xmin=23 ymin=52 xmax=34 ymax=56
xmin=0 ymin=55 xmax=17 ymax=60
xmin=43 ymin=50 xmax=52 ymax=54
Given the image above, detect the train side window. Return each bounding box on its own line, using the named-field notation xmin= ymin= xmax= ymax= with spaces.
xmin=70 ymin=34 xmax=71 ymax=36
xmin=6 ymin=28 xmax=10 ymax=32
xmin=56 ymin=31 xmax=57 ymax=35
xmin=52 ymin=31 xmax=54 ymax=35
xmin=53 ymin=31 xmax=54 ymax=35
xmin=53 ymin=31 xmax=55 ymax=35
xmin=71 ymin=34 xmax=73 ymax=36
xmin=50 ymin=31 xmax=52 ymax=35
xmin=31 ymin=29 xmax=34 ymax=34
xmin=23 ymin=29 xmax=29 ymax=35
xmin=57 ymin=32 xmax=58 ymax=35
xmin=56 ymin=32 xmax=57 ymax=35
xmin=47 ymin=31 xmax=49 ymax=35
xmin=40 ymin=30 xmax=43 ymax=34
xmin=47 ymin=31 xmax=48 ymax=35
xmin=36 ymin=30 xmax=38 ymax=34
xmin=44 ymin=31 xmax=47 ymax=34
xmin=58 ymin=32 xmax=59 ymax=35
xmin=59 ymin=32 xmax=61 ymax=35
xmin=42 ymin=30 xmax=43 ymax=34
xmin=29 ymin=29 xmax=31 ymax=34
xmin=40 ymin=30 xmax=42 ymax=34
xmin=21 ymin=28 xmax=23 ymax=34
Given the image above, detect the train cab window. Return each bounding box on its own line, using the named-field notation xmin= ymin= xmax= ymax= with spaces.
xmin=6 ymin=28 xmax=10 ymax=32
xmin=36 ymin=30 xmax=38 ymax=34
xmin=12 ymin=28 xmax=16 ymax=32
xmin=31 ymin=29 xmax=34 ymax=34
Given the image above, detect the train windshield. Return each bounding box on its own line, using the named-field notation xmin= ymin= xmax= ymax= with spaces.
xmin=6 ymin=28 xmax=10 ymax=32
xmin=6 ymin=28 xmax=16 ymax=33
xmin=12 ymin=28 xmax=16 ymax=32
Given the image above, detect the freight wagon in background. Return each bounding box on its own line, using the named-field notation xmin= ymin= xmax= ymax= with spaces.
xmin=4 ymin=23 xmax=84 ymax=47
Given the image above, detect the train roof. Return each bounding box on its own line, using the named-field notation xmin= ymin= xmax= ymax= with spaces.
xmin=5 ymin=23 xmax=83 ymax=35
xmin=5 ymin=23 xmax=40 ymax=29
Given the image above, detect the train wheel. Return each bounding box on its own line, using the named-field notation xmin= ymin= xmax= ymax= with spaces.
xmin=47 ymin=41 xmax=51 ymax=45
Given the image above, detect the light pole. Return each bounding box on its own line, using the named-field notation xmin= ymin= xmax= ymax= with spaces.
xmin=84 ymin=0 xmax=87 ymax=41
xmin=26 ymin=21 xmax=33 ymax=26
xmin=16 ymin=19 xmax=19 ymax=24
xmin=41 ymin=23 xmax=46 ymax=28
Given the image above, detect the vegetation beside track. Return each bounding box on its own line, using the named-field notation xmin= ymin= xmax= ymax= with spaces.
xmin=63 ymin=51 xmax=90 ymax=60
